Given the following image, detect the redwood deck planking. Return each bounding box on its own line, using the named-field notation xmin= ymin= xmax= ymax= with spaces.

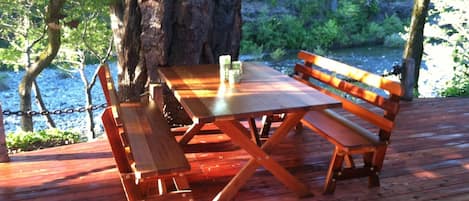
xmin=1 ymin=98 xmax=468 ymax=201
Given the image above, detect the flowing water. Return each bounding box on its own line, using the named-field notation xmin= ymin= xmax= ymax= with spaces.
xmin=242 ymin=46 xmax=403 ymax=78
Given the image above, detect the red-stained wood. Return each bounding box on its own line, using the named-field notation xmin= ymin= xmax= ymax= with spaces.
xmin=0 ymin=98 xmax=469 ymax=201
xmin=97 ymin=65 xmax=192 ymax=200
xmin=294 ymin=50 xmax=404 ymax=193
xmin=159 ymin=62 xmax=341 ymax=199
xmin=297 ymin=50 xmax=403 ymax=96
xmin=158 ymin=63 xmax=341 ymax=123
xmin=0 ymin=98 xmax=468 ymax=201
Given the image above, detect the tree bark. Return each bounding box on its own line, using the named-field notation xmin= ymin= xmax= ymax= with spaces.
xmin=32 ymin=80 xmax=56 ymax=128
xmin=0 ymin=104 xmax=10 ymax=162
xmin=110 ymin=0 xmax=242 ymax=125
xmin=18 ymin=0 xmax=65 ymax=131
xmin=402 ymin=0 xmax=430 ymax=96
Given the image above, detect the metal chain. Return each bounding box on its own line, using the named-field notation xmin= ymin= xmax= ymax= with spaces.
xmin=381 ymin=63 xmax=403 ymax=77
xmin=1 ymin=103 xmax=108 ymax=117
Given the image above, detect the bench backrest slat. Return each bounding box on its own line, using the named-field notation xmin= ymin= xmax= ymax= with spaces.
xmin=298 ymin=50 xmax=403 ymax=96
xmin=294 ymin=76 xmax=394 ymax=132
xmin=295 ymin=63 xmax=400 ymax=114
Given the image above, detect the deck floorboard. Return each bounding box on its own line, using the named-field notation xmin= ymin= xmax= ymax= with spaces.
xmin=1 ymin=98 xmax=468 ymax=201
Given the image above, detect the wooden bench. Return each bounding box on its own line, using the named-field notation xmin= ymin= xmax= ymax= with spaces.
xmin=293 ymin=50 xmax=403 ymax=194
xmin=98 ymin=64 xmax=192 ymax=201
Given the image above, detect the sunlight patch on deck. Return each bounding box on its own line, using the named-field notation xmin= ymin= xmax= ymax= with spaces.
xmin=413 ymin=171 xmax=440 ymax=179
xmin=429 ymin=133 xmax=464 ymax=140
xmin=409 ymin=132 xmax=435 ymax=138
xmin=464 ymin=163 xmax=469 ymax=170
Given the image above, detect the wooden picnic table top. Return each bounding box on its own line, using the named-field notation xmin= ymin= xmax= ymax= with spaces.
xmin=158 ymin=62 xmax=341 ymax=123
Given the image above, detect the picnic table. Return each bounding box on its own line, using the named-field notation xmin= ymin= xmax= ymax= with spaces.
xmin=159 ymin=62 xmax=341 ymax=200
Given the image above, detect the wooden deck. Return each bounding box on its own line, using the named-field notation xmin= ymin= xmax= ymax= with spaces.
xmin=1 ymin=98 xmax=469 ymax=201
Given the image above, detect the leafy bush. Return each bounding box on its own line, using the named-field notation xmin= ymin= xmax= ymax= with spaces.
xmin=241 ymin=1 xmax=408 ymax=54
xmin=381 ymin=15 xmax=405 ymax=35
xmin=240 ymin=40 xmax=263 ymax=56
xmin=429 ymin=0 xmax=468 ymax=97
xmin=364 ymin=22 xmax=386 ymax=41
xmin=6 ymin=129 xmax=82 ymax=153
xmin=384 ymin=33 xmax=406 ymax=48
xmin=309 ymin=19 xmax=342 ymax=49
xmin=270 ymin=48 xmax=286 ymax=60
xmin=441 ymin=83 xmax=469 ymax=97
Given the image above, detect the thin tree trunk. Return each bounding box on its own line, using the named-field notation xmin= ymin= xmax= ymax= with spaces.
xmin=78 ymin=66 xmax=96 ymax=140
xmin=19 ymin=0 xmax=65 ymax=131
xmin=0 ymin=104 xmax=10 ymax=162
xmin=32 ymin=80 xmax=56 ymax=128
xmin=402 ymin=0 xmax=430 ymax=96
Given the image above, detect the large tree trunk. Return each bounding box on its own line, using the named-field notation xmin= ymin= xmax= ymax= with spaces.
xmin=402 ymin=0 xmax=430 ymax=98
xmin=110 ymin=0 xmax=242 ymax=125
xmin=18 ymin=0 xmax=65 ymax=131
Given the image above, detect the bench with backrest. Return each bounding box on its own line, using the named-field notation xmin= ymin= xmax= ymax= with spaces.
xmin=98 ymin=64 xmax=192 ymax=201
xmin=293 ymin=50 xmax=403 ymax=194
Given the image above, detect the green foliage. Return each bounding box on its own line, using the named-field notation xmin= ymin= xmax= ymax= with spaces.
xmin=309 ymin=19 xmax=341 ymax=49
xmin=270 ymin=48 xmax=286 ymax=60
xmin=384 ymin=33 xmax=406 ymax=48
xmin=241 ymin=0 xmax=407 ymax=54
xmin=429 ymin=0 xmax=469 ymax=97
xmin=0 ymin=0 xmax=47 ymax=70
xmin=0 ymin=0 xmax=112 ymax=70
xmin=57 ymin=0 xmax=113 ymax=67
xmin=288 ymin=0 xmax=328 ymax=19
xmin=441 ymin=83 xmax=469 ymax=97
xmin=240 ymin=40 xmax=263 ymax=56
xmin=6 ymin=129 xmax=83 ymax=153
xmin=381 ymin=14 xmax=405 ymax=34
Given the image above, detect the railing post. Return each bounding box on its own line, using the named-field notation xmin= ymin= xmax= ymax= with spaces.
xmin=0 ymin=103 xmax=10 ymax=162
xmin=400 ymin=58 xmax=415 ymax=101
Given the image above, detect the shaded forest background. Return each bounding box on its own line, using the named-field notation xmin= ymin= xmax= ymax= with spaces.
xmin=0 ymin=0 xmax=467 ymax=153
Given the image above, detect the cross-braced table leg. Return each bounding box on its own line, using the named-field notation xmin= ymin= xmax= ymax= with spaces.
xmin=213 ymin=111 xmax=312 ymax=201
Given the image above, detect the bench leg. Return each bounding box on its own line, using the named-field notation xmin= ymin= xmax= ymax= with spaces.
xmin=324 ymin=147 xmax=345 ymax=194
xmin=260 ymin=115 xmax=273 ymax=138
xmin=248 ymin=117 xmax=262 ymax=146
xmin=172 ymin=174 xmax=191 ymax=191
xmin=121 ymin=175 xmax=143 ymax=201
xmin=344 ymin=154 xmax=355 ymax=168
xmin=179 ymin=123 xmax=205 ymax=145
xmin=369 ymin=146 xmax=388 ymax=187
xmin=363 ymin=151 xmax=380 ymax=187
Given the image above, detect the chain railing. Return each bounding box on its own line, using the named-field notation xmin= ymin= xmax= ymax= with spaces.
xmin=1 ymin=103 xmax=108 ymax=117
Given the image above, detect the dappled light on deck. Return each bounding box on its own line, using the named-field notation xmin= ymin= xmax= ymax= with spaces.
xmin=1 ymin=98 xmax=468 ymax=200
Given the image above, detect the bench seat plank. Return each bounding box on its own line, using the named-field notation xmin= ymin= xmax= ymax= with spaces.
xmin=120 ymin=102 xmax=190 ymax=176
xmin=98 ymin=64 xmax=192 ymax=200
xmin=302 ymin=110 xmax=382 ymax=153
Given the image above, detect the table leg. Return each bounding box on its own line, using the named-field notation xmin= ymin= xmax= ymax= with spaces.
xmin=213 ymin=111 xmax=312 ymax=201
